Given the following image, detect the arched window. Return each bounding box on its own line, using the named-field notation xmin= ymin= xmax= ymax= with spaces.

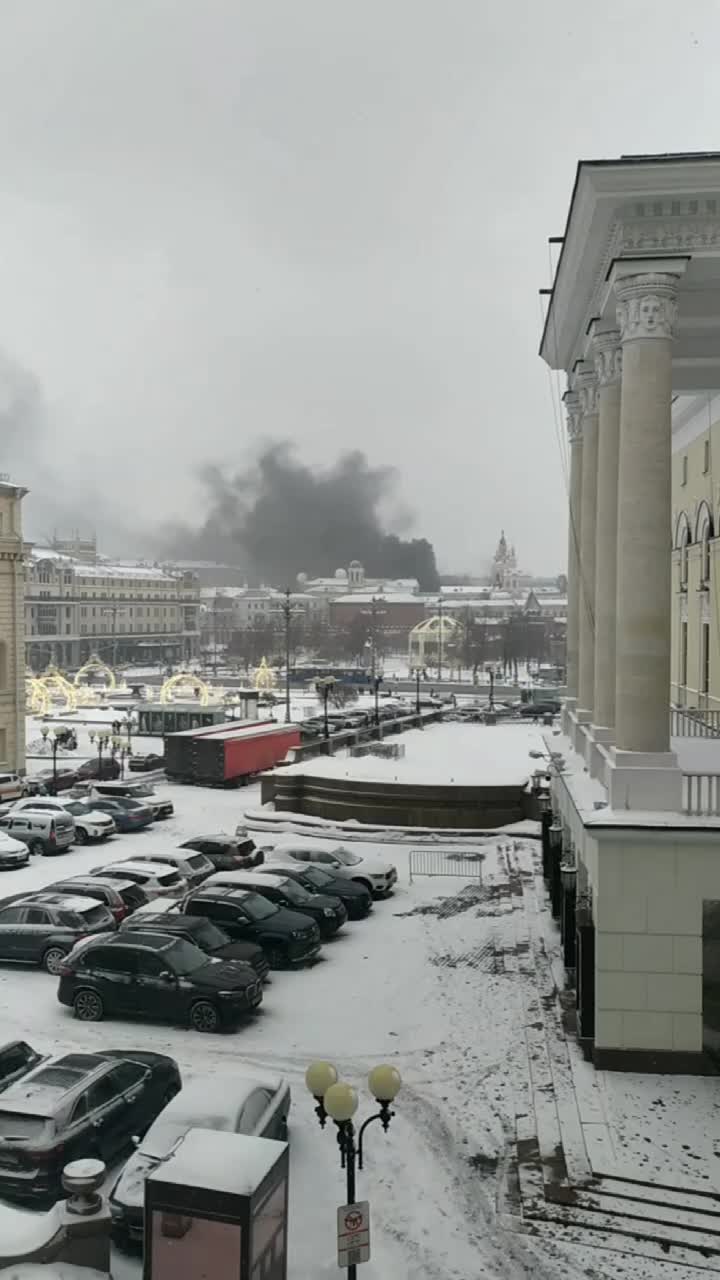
xmin=675 ymin=512 xmax=691 ymax=592
xmin=702 ymin=522 xmax=712 ymax=585
xmin=695 ymin=501 xmax=715 ymax=587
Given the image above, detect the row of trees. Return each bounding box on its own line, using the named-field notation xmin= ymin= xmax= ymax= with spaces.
xmin=209 ymin=607 xmax=564 ymax=675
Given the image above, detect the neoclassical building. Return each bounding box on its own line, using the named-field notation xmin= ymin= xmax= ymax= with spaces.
xmin=0 ymin=477 xmax=28 ymax=773
xmin=541 ymin=153 xmax=720 ymax=1071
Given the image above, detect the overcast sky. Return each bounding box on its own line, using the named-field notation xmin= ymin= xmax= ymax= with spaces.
xmin=1 ymin=0 xmax=719 ymax=574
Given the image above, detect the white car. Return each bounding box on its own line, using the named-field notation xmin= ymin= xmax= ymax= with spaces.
xmin=125 ymin=849 xmax=214 ymax=889
xmin=265 ymin=840 xmax=397 ymax=897
xmin=0 ymin=797 xmax=115 ymax=844
xmin=90 ymin=860 xmax=189 ymax=900
xmin=0 ymin=831 xmax=30 ymax=869
xmin=109 ymin=1073 xmax=290 ymax=1243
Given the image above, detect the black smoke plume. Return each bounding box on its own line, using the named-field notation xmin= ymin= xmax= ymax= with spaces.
xmin=160 ymin=443 xmax=440 ymax=590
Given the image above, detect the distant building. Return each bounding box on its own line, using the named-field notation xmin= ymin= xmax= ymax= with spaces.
xmin=25 ymin=550 xmax=201 ymax=669
xmin=492 ymin=530 xmax=521 ymax=591
xmin=0 ymin=477 xmax=28 ymax=772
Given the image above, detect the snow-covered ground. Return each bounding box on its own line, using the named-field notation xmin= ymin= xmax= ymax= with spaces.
xmin=3 ymin=716 xmax=719 ymax=1279
xmin=281 ymin=721 xmax=545 ymax=787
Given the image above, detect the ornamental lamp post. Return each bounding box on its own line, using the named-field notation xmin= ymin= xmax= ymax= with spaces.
xmin=305 ymin=1061 xmax=402 ymax=1280
xmin=372 ymin=674 xmax=383 ymax=727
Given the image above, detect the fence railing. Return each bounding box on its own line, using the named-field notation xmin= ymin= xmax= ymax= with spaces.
xmin=408 ymin=849 xmax=484 ymax=883
xmin=682 ymin=772 xmax=720 ymax=816
xmin=671 ymin=707 xmax=720 ymax=738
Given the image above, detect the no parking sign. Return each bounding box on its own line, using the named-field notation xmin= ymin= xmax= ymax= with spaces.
xmin=337 ymin=1199 xmax=370 ymax=1267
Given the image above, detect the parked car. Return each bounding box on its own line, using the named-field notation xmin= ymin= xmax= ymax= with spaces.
xmin=0 ymin=1048 xmax=180 ymax=1204
xmin=0 ymin=1041 xmax=45 ymax=1093
xmin=127 ymin=849 xmax=213 ymax=889
xmin=76 ymin=757 xmax=121 ymax=781
xmin=91 ymin=782 xmax=173 ymax=819
xmin=0 ymin=892 xmax=115 ymax=973
xmin=46 ymin=876 xmax=149 ymax=924
xmin=90 ymin=860 xmax=188 ymax=900
xmin=182 ymin=885 xmax=321 ymax=969
xmin=0 ymin=797 xmax=115 ymax=844
xmin=179 ymin=834 xmax=264 ymax=871
xmin=110 ymin=1072 xmax=290 ymax=1245
xmin=266 ymin=841 xmax=398 ymax=897
xmin=24 ymin=768 xmax=79 ymax=794
xmin=1 ymin=810 xmax=75 ymax=857
xmin=0 ymin=773 xmax=27 ymax=802
xmin=84 ymin=796 xmax=155 ymax=833
xmin=120 ymin=908 xmax=270 ymax=981
xmin=262 ymin=861 xmax=372 ymax=919
xmin=0 ymin=831 xmax=31 ymax=870
xmin=206 ymin=870 xmax=347 ymax=939
xmin=128 ymin=753 xmax=165 ymax=773
xmin=58 ymin=932 xmax=264 ymax=1032
xmin=516 ymin=699 xmax=561 ymax=718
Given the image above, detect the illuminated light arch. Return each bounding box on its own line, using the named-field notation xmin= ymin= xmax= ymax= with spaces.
xmin=26 ymin=677 xmax=51 ymax=716
xmin=74 ymin=652 xmax=117 ymax=690
xmin=253 ymin=657 xmax=276 ymax=691
xmin=159 ymin=672 xmax=211 ymax=706
xmin=37 ymin=667 xmax=78 ymax=713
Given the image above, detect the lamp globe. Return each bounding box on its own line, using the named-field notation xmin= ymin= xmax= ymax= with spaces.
xmin=305 ymin=1061 xmax=338 ymax=1099
xmin=323 ymin=1082 xmax=359 ymax=1123
xmin=368 ymin=1065 xmax=402 ymax=1103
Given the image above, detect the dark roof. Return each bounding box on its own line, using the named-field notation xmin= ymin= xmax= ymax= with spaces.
xmin=94 ymin=931 xmax=176 ymax=951
xmin=190 ymin=885 xmax=250 ymax=902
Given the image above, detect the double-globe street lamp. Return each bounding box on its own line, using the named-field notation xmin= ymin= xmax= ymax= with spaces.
xmin=88 ymin=729 xmax=111 ymax=778
xmin=40 ymin=727 xmax=62 ymax=793
xmin=305 ymin=1060 xmax=402 ymax=1280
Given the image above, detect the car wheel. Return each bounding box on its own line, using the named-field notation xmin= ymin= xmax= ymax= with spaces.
xmin=75 ymin=827 xmax=88 ymax=845
xmin=266 ymin=947 xmax=287 ymax=970
xmin=189 ymin=1000 xmax=221 ymax=1033
xmin=353 ymin=878 xmax=373 ymax=895
xmin=73 ymin=989 xmax=104 ymax=1022
xmin=42 ymin=946 xmax=67 ymax=975
xmin=29 ymin=839 xmax=44 ymax=856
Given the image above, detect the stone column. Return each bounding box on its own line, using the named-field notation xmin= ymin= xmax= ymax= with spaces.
xmin=592 ymin=329 xmax=622 ymax=735
xmin=563 ymin=390 xmax=582 ymax=716
xmin=576 ymin=368 xmax=599 ymax=722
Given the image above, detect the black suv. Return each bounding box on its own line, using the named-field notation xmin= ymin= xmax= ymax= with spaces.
xmin=120 ymin=911 xmax=270 ymax=981
xmin=0 ymin=892 xmax=116 ymax=974
xmin=263 ymin=863 xmax=372 ymax=920
xmin=179 ymin=835 xmax=264 ymax=871
xmin=58 ymin=932 xmax=264 ymax=1032
xmin=233 ymin=871 xmax=347 ymax=939
xmin=182 ymin=886 xmax=321 ymax=968
xmin=47 ymin=876 xmax=149 ymax=924
xmin=0 ymin=1049 xmax=180 ymax=1204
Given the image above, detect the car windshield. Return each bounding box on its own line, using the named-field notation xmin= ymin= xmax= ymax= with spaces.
xmin=193 ymin=920 xmax=229 ymax=949
xmin=165 ymin=940 xmax=208 ymax=975
xmin=330 ymin=849 xmax=362 ymax=867
xmin=80 ymin=904 xmax=111 ymax=928
xmin=65 ymin=802 xmax=92 ymax=816
xmin=301 ymin=867 xmax=333 ymax=889
xmin=241 ymin=892 xmax=279 ymax=921
xmin=276 ymin=879 xmax=312 ymax=905
xmin=127 ymin=785 xmax=153 ymax=797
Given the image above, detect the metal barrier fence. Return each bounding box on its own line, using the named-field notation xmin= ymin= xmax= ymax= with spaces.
xmin=409 ymin=849 xmax=484 ymax=883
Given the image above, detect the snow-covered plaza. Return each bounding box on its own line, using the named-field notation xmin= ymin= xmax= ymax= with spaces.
xmin=2 ymin=716 xmax=720 ymax=1279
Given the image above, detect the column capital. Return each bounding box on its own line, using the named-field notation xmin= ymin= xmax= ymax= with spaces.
xmin=563 ymin=390 xmax=582 ymax=444
xmin=575 ymin=367 xmax=599 ymax=418
xmin=591 ymin=328 xmax=623 ymax=386
xmin=614 ymin=271 xmax=681 ymax=343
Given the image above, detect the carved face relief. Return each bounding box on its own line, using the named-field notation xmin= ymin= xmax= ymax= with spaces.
xmin=639 ymin=295 xmax=662 ymax=330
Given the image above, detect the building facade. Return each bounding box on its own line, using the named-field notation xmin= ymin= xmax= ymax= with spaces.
xmin=26 ymin=551 xmax=201 ymax=670
xmin=0 ymin=479 xmax=28 ymax=772
xmin=540 ymin=152 xmax=720 ymax=1072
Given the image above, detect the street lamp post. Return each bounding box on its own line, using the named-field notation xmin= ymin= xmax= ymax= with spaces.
xmin=89 ymin=729 xmax=111 ymax=778
xmin=315 ymin=676 xmax=336 ymax=740
xmin=436 ymin=596 xmax=444 ymax=682
xmin=360 ymin=597 xmax=386 ymax=682
xmin=305 ymin=1061 xmax=402 ymax=1280
xmin=41 ymin=727 xmax=61 ymax=793
xmin=415 ymin=668 xmax=421 ymax=714
xmin=373 ymin=675 xmax=383 ymax=727
xmin=271 ymin=589 xmax=305 ymax=724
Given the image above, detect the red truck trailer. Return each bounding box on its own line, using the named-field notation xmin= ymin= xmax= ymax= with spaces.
xmin=165 ymin=721 xmax=300 ymax=786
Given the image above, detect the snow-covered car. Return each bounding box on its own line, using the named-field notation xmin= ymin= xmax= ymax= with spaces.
xmin=0 ymin=831 xmax=31 ymax=869
xmin=125 ymin=849 xmax=214 ymax=889
xmin=0 ymin=797 xmax=115 ymax=844
xmin=265 ymin=841 xmax=397 ymax=897
xmin=110 ymin=1073 xmax=290 ymax=1245
xmin=91 ymin=781 xmax=173 ymax=820
xmin=90 ymin=860 xmax=189 ymax=900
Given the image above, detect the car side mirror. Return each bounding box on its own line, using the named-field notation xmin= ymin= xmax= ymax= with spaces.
xmin=159 ymin=970 xmax=175 ymax=983
xmin=131 ymin=1134 xmax=140 ymax=1146
xmin=330 ymin=861 xmax=341 ymax=869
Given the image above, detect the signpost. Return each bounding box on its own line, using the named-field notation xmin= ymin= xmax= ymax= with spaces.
xmin=337 ymin=1200 xmax=370 ymax=1269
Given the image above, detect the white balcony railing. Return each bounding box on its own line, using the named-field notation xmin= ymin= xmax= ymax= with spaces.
xmin=670 ymin=707 xmax=720 ymax=738
xmin=682 ymin=772 xmax=720 ymax=816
